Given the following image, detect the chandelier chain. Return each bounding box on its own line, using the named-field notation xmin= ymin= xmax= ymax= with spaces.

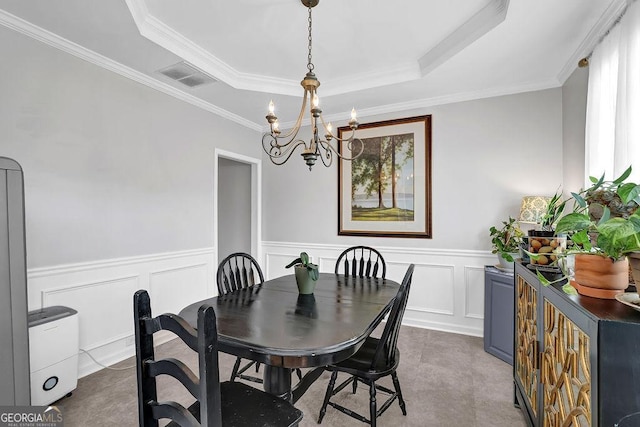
xmin=307 ymin=6 xmax=314 ymax=71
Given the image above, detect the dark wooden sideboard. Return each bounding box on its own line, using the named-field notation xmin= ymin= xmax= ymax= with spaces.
xmin=514 ymin=262 xmax=640 ymax=426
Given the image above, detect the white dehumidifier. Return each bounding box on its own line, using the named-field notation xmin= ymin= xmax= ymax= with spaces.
xmin=28 ymin=306 xmax=79 ymax=406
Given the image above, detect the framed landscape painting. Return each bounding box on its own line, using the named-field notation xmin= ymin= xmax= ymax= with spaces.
xmin=338 ymin=115 xmax=432 ymax=238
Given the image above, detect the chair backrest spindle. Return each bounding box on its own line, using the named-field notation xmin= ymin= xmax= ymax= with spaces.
xmin=216 ymin=253 xmax=265 ymax=296
xmin=335 ymin=246 xmax=387 ymax=279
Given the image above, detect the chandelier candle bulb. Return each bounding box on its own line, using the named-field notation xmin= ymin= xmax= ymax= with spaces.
xmin=348 ymin=108 xmax=359 ymax=129
xmin=325 ymin=122 xmax=333 ymax=141
xmin=266 ymin=100 xmax=278 ymax=125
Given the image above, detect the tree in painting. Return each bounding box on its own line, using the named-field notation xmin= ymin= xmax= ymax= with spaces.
xmin=351 ymin=132 xmax=414 ymax=221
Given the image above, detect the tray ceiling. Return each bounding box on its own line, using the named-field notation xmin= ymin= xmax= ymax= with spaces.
xmin=0 ymin=0 xmax=624 ymax=130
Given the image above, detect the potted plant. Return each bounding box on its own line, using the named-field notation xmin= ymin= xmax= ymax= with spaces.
xmin=548 ymin=166 xmax=640 ymax=298
xmin=285 ymin=252 xmax=319 ymax=294
xmin=574 ymin=165 xmax=640 ymax=221
xmin=489 ymin=216 xmax=524 ymax=269
xmin=526 ymin=190 xmax=568 ymax=266
xmin=540 ymin=190 xmax=567 ymax=232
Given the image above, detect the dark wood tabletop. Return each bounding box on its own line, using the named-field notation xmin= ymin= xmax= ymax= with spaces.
xmin=179 ymin=272 xmax=400 ymax=401
xmin=179 ymin=273 xmax=400 ymax=369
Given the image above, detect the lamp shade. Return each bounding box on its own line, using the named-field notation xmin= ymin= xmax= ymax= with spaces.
xmin=518 ymin=196 xmax=551 ymax=224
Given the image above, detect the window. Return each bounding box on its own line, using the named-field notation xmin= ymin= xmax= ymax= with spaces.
xmin=585 ymin=0 xmax=640 ymax=183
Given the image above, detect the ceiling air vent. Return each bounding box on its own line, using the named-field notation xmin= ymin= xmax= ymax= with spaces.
xmin=157 ymin=62 xmax=216 ymax=88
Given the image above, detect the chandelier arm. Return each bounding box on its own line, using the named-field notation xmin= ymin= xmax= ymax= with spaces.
xmin=262 ymin=133 xmax=302 ymax=159
xmin=316 ymin=137 xmax=364 ymax=161
xmin=273 ymin=89 xmax=309 ymax=141
xmin=314 ymin=141 xmax=333 ymax=168
xmin=318 ymin=116 xmax=359 ymax=143
xmin=262 ymin=134 xmax=308 ymax=165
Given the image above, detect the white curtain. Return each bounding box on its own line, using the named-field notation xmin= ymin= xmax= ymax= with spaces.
xmin=585 ymin=0 xmax=640 ymax=184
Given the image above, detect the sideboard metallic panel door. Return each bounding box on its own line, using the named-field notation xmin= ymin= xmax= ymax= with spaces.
xmin=0 ymin=157 xmax=30 ymax=405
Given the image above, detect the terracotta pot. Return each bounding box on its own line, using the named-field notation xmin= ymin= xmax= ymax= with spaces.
xmin=572 ymin=254 xmax=629 ymax=299
xmin=629 ymin=253 xmax=640 ymax=287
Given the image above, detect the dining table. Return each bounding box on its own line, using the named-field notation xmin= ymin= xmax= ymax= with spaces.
xmin=178 ymin=272 xmax=400 ymax=403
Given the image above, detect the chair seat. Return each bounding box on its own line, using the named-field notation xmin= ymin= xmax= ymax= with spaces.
xmin=168 ymin=381 xmax=302 ymax=427
xmin=329 ymin=337 xmax=399 ymax=380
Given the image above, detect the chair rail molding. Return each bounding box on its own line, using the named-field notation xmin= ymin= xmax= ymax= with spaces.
xmin=261 ymin=241 xmax=496 ymax=337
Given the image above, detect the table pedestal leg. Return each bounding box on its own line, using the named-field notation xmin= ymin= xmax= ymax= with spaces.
xmin=264 ymin=365 xmax=292 ymax=401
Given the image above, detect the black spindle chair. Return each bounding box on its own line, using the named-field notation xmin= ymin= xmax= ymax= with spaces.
xmin=216 ymin=253 xmax=265 ymax=384
xmin=335 ymin=246 xmax=386 ymax=279
xmin=134 ymin=290 xmax=302 ymax=427
xmin=317 ymin=264 xmax=414 ymax=426
xmin=216 ymin=253 xmax=302 ymax=384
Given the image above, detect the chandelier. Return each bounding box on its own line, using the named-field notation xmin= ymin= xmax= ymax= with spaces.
xmin=262 ymin=0 xmax=364 ymax=170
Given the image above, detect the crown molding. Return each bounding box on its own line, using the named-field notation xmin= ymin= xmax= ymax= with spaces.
xmin=351 ymin=78 xmax=560 ymax=120
xmin=126 ymin=0 xmax=511 ymax=97
xmin=0 ymin=8 xmax=262 ymax=132
xmin=270 ymin=78 xmax=560 ymax=132
xmin=126 ymin=0 xmax=300 ymax=96
xmin=128 ymin=0 xmax=422 ymax=96
xmin=418 ymin=0 xmax=510 ymax=77
xmin=557 ymin=0 xmax=627 ymax=84
xmin=1 ymin=3 xmax=564 ymax=136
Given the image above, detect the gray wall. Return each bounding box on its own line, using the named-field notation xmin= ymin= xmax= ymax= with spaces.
xmin=0 ymin=20 xmax=589 ymax=266
xmin=218 ymin=158 xmax=251 ymax=258
xmin=0 ymin=26 xmax=261 ymax=268
xmin=262 ymin=89 xmax=564 ymax=251
xmin=562 ymin=67 xmax=588 ymax=195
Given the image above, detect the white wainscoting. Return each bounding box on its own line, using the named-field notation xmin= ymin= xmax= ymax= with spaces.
xmin=261 ymin=241 xmax=496 ymax=337
xmin=27 ymin=248 xmax=215 ymax=378
xmin=25 ymin=243 xmax=495 ymax=378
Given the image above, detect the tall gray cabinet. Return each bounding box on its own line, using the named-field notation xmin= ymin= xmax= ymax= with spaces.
xmin=0 ymin=157 xmax=30 ymax=405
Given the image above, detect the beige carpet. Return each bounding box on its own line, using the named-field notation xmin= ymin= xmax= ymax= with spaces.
xmin=55 ymin=326 xmax=525 ymax=426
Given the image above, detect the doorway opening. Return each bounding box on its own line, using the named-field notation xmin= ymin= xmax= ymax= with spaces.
xmin=214 ymin=149 xmax=262 ymax=271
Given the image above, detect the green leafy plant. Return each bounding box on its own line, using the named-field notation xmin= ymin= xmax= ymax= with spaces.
xmin=285 ymin=251 xmax=319 ymax=280
xmin=555 ymin=211 xmax=640 ymax=260
xmin=489 ymin=216 xmax=524 ymax=262
xmin=533 ymin=270 xmax=578 ymax=295
xmin=556 ymin=166 xmax=640 ymax=260
xmin=572 ymin=165 xmax=640 ymax=221
xmin=540 ymin=190 xmax=567 ymax=231
xmin=534 ymin=166 xmax=640 ymax=295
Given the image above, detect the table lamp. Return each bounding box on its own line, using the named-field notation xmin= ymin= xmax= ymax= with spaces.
xmin=518 ymin=196 xmax=551 ymax=225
